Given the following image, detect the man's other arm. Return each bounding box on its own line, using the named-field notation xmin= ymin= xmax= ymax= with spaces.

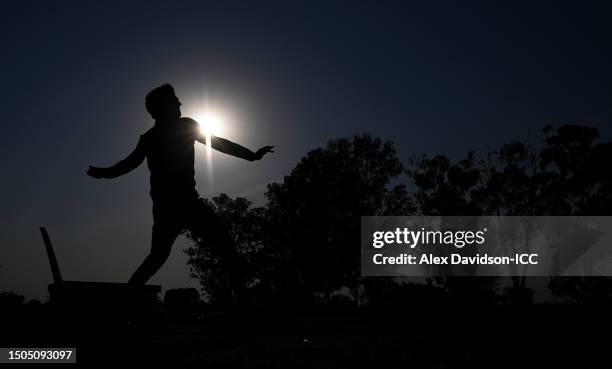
xmin=87 ymin=137 xmax=146 ymax=179
xmin=190 ymin=117 xmax=274 ymax=161
xmin=209 ymin=136 xmax=253 ymax=161
xmin=205 ymin=135 xmax=274 ymax=161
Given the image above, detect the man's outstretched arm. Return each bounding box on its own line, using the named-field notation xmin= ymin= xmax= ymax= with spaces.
xmin=197 ymin=134 xmax=274 ymax=161
xmin=87 ymin=137 xmax=146 ymax=179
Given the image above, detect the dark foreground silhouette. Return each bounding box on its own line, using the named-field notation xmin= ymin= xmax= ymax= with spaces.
xmin=2 ymin=294 xmax=610 ymax=367
xmin=87 ymin=84 xmax=273 ymax=301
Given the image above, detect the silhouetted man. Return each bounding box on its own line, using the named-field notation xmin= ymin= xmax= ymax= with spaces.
xmin=87 ymin=84 xmax=273 ymax=302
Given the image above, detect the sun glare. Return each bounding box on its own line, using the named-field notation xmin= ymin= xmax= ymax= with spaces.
xmin=190 ymin=108 xmax=227 ymax=192
xmin=196 ymin=111 xmax=223 ymax=137
xmin=185 ymin=102 xmax=233 ymax=191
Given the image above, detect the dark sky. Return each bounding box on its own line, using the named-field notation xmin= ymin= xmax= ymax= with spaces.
xmin=1 ymin=1 xmax=611 ymax=301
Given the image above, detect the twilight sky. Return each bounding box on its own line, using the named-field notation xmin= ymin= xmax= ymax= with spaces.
xmin=1 ymin=1 xmax=611 ymax=301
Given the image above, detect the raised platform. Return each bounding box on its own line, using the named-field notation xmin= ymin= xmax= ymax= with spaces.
xmin=40 ymin=227 xmax=161 ymax=308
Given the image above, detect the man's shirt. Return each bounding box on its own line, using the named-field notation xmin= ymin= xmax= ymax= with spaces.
xmin=106 ymin=117 xmax=202 ymax=204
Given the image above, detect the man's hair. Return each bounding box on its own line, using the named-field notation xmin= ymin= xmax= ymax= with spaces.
xmin=145 ymin=83 xmax=176 ymax=119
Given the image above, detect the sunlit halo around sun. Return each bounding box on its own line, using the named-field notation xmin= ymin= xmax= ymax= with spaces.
xmin=195 ymin=111 xmax=223 ymax=137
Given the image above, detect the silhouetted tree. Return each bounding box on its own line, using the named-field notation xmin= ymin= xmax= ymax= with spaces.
xmin=408 ymin=151 xmax=482 ymax=216
xmin=407 ymin=151 xmax=501 ymax=304
xmin=472 ymin=140 xmax=544 ymax=303
xmin=541 ymin=125 xmax=612 ymax=302
xmin=539 ymin=125 xmax=612 ymax=215
xmin=472 ymin=125 xmax=612 ymax=303
xmin=183 ymin=194 xmax=266 ymax=304
xmin=264 ymin=134 xmax=414 ymax=306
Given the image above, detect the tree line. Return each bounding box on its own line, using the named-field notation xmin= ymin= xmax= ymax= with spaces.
xmin=183 ymin=124 xmax=612 ymax=308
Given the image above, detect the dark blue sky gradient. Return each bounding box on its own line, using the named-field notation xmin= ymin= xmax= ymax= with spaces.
xmin=1 ymin=1 xmax=611 ymax=300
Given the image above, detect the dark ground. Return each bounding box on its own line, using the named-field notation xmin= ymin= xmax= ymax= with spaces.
xmin=2 ymin=303 xmax=609 ymax=367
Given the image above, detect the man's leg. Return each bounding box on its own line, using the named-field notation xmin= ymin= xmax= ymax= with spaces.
xmin=186 ymin=199 xmax=246 ymax=303
xmin=128 ymin=221 xmax=182 ymax=285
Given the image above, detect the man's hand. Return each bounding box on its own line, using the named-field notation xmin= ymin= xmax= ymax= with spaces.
xmin=252 ymin=146 xmax=274 ymax=161
xmin=87 ymin=166 xmax=108 ymax=179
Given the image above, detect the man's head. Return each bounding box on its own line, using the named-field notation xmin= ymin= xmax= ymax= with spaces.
xmin=145 ymin=83 xmax=181 ymax=120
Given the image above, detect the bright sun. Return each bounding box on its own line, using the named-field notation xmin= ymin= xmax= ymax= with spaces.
xmin=195 ymin=111 xmax=223 ymax=137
